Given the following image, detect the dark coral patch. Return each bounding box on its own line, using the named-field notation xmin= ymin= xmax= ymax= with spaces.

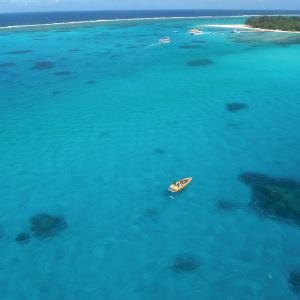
xmin=186 ymin=59 xmax=213 ymax=67
xmin=239 ymin=172 xmax=300 ymax=226
xmin=0 ymin=62 xmax=15 ymax=68
xmin=52 ymin=90 xmax=63 ymax=96
xmin=226 ymin=102 xmax=249 ymax=112
xmin=145 ymin=208 xmax=159 ymax=221
xmin=87 ymin=80 xmax=97 ymax=84
xmin=153 ymin=148 xmax=165 ymax=155
xmin=179 ymin=45 xmax=201 ymax=49
xmin=289 ymin=270 xmax=300 ymax=294
xmin=98 ymin=131 xmax=110 ymax=139
xmin=15 ymin=232 xmax=31 ymax=244
xmin=217 ymin=199 xmax=241 ymax=211
xmin=32 ymin=61 xmax=55 ymax=70
xmin=127 ymin=45 xmax=139 ymax=49
xmin=110 ymin=54 xmax=121 ymax=59
xmin=55 ymin=71 xmax=72 ymax=76
xmin=30 ymin=213 xmax=67 ymax=238
xmin=171 ymin=253 xmax=200 ymax=273
xmin=5 ymin=50 xmax=32 ymax=55
xmin=96 ymin=33 xmax=109 ymax=37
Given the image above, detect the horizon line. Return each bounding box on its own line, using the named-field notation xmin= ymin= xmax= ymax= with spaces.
xmin=1 ymin=8 xmax=300 ymax=14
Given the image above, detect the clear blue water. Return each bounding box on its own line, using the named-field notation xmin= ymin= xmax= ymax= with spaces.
xmin=1 ymin=15 xmax=300 ymax=299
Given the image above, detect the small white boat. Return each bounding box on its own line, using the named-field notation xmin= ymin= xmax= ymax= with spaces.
xmin=159 ymin=37 xmax=171 ymax=44
xmin=189 ymin=29 xmax=203 ymax=35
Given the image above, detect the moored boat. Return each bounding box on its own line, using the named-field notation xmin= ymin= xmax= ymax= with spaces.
xmin=159 ymin=37 xmax=171 ymax=44
xmin=189 ymin=29 xmax=203 ymax=35
xmin=168 ymin=177 xmax=192 ymax=193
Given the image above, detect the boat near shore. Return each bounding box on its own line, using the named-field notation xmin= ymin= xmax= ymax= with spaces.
xmin=159 ymin=37 xmax=171 ymax=44
xmin=189 ymin=28 xmax=203 ymax=35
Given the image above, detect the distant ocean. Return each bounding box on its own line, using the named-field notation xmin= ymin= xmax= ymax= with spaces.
xmin=1 ymin=9 xmax=300 ymax=27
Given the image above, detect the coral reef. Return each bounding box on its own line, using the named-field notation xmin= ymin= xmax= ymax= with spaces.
xmin=239 ymin=172 xmax=300 ymax=226
xmin=226 ymin=102 xmax=249 ymax=112
xmin=15 ymin=232 xmax=31 ymax=244
xmin=52 ymin=90 xmax=63 ymax=96
xmin=145 ymin=208 xmax=159 ymax=221
xmin=153 ymin=148 xmax=165 ymax=155
xmin=0 ymin=62 xmax=16 ymax=68
xmin=179 ymin=45 xmax=201 ymax=49
xmin=171 ymin=253 xmax=200 ymax=273
xmin=217 ymin=199 xmax=241 ymax=211
xmin=87 ymin=80 xmax=97 ymax=84
xmin=55 ymin=71 xmax=72 ymax=76
xmin=186 ymin=59 xmax=213 ymax=67
xmin=289 ymin=270 xmax=300 ymax=294
xmin=30 ymin=213 xmax=67 ymax=238
xmin=6 ymin=50 xmax=32 ymax=55
xmin=32 ymin=61 xmax=55 ymax=70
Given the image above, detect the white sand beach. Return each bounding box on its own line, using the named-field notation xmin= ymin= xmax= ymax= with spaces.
xmin=203 ymin=24 xmax=300 ymax=33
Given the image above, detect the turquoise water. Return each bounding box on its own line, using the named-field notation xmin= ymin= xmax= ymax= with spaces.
xmin=1 ymin=17 xmax=300 ymax=299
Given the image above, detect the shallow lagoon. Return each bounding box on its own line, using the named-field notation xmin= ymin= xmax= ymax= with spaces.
xmin=1 ymin=17 xmax=300 ymax=299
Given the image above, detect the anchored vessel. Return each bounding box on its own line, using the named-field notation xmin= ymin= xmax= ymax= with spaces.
xmin=189 ymin=29 xmax=203 ymax=35
xmin=159 ymin=37 xmax=171 ymax=44
xmin=168 ymin=177 xmax=193 ymax=193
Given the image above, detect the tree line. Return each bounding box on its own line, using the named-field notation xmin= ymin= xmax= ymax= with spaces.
xmin=246 ymin=16 xmax=300 ymax=32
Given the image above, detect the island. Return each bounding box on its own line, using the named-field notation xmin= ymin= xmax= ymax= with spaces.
xmin=245 ymin=16 xmax=300 ymax=32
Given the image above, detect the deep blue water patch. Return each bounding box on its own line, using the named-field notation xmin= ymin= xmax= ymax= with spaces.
xmin=1 ymin=10 xmax=299 ymax=27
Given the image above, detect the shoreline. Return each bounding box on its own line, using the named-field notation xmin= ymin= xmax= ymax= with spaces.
xmin=0 ymin=14 xmax=290 ymax=32
xmin=204 ymin=24 xmax=300 ymax=33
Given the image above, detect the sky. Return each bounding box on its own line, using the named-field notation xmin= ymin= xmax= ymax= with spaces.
xmin=0 ymin=0 xmax=300 ymax=13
